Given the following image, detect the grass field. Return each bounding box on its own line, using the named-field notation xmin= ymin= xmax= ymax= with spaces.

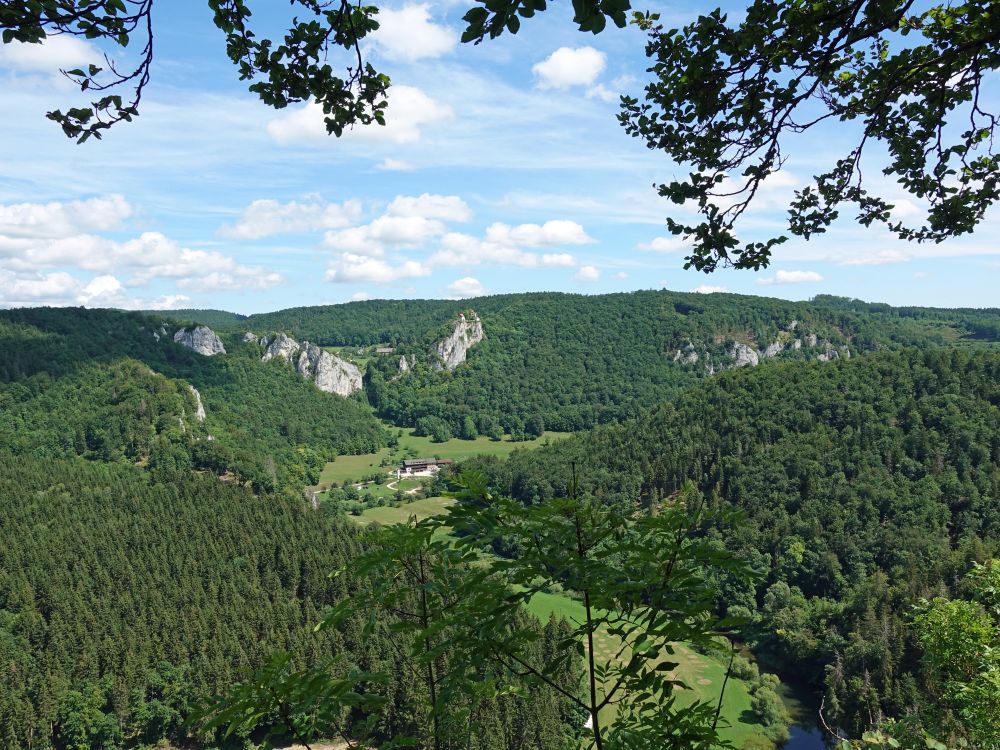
xmin=317 ymin=426 xmax=571 ymax=487
xmin=353 ymin=496 xmax=455 ymax=525
xmin=524 ymin=589 xmax=761 ymax=746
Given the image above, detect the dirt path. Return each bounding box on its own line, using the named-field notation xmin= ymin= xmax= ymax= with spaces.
xmin=275 ymin=742 xmax=353 ymax=750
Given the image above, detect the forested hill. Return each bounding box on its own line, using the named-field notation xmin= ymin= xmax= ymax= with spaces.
xmin=144 ymin=308 xmax=248 ymax=328
xmin=236 ymin=291 xmax=1000 ymax=433
xmin=468 ymin=347 xmax=1000 ymax=732
xmin=0 ymin=455 xmax=578 ymax=750
xmin=0 ymin=307 xmax=385 ymax=491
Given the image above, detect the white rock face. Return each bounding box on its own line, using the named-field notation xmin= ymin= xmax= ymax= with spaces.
xmin=430 ymin=312 xmax=485 ymax=371
xmin=242 ymin=331 xmax=259 ymax=343
xmin=261 ymin=333 xmax=362 ymax=396
xmin=398 ymin=355 xmax=410 ymax=372
xmin=173 ymin=326 xmax=226 ymax=356
xmin=262 ymin=333 xmax=300 ymax=363
xmin=761 ymin=341 xmax=784 ymax=358
xmin=730 ymin=343 xmax=760 ymax=368
xmin=297 ymin=343 xmax=363 ymax=397
xmin=188 ymin=385 xmax=207 ymax=422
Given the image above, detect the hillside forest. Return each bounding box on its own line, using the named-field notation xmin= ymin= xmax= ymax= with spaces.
xmin=1 ymin=291 xmax=999 ymax=750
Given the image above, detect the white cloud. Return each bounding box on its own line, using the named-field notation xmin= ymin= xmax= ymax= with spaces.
xmin=351 ymin=291 xmax=374 ymax=301
xmin=0 ymin=198 xmax=284 ymax=293
xmin=541 ymin=253 xmax=576 ymax=266
xmin=325 ymin=253 xmax=431 ymax=283
xmin=0 ymin=36 xmax=99 ymax=73
xmin=387 ymin=193 xmax=471 ymax=222
xmin=574 ymin=265 xmax=601 ymax=282
xmin=638 ymin=236 xmax=689 ymax=253
xmin=447 ymin=276 xmax=488 ymax=298
xmin=614 ymin=271 xmax=628 ymax=279
xmin=756 ymin=269 xmax=824 ymax=285
xmin=377 ymin=158 xmax=416 ymax=171
xmin=428 ymin=232 xmax=578 ymax=268
xmin=533 ymin=47 xmax=606 ymax=89
xmin=586 ymin=84 xmax=617 ymax=103
xmin=484 ymin=220 xmax=594 ymax=247
xmin=690 ymin=285 xmax=727 ymax=294
xmin=372 ymin=4 xmax=457 ymax=61
xmin=324 ymin=215 xmax=446 ymax=255
xmin=0 ymin=195 xmax=131 ymax=239
xmin=0 ymin=269 xmax=190 ymax=309
xmin=177 ymin=270 xmax=283 ymax=292
xmin=267 ymin=85 xmax=453 ymax=145
xmin=219 ymin=198 xmax=362 ymax=239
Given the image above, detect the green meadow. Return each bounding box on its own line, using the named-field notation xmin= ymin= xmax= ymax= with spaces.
xmin=317 ymin=425 xmax=571 ymax=487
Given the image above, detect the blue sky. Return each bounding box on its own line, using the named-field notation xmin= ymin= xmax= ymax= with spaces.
xmin=0 ymin=0 xmax=997 ymax=313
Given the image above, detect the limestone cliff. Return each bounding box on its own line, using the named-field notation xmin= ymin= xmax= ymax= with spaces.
xmin=430 ymin=312 xmax=485 ymax=371
xmin=296 ymin=343 xmax=363 ymax=397
xmin=260 ymin=333 xmax=362 ymax=396
xmin=262 ymin=333 xmax=300 ymax=363
xmin=188 ymin=385 xmax=207 ymax=422
xmin=671 ymin=322 xmax=848 ymax=375
xmin=730 ymin=343 xmax=760 ymax=368
xmin=173 ymin=325 xmax=226 ymax=356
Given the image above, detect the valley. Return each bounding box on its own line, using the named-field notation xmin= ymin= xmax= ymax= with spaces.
xmin=1 ymin=291 xmax=999 ymax=750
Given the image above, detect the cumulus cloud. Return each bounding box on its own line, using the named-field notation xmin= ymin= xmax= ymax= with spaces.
xmin=756 ymin=270 xmax=824 ymax=285
xmin=484 ymin=220 xmax=594 ymax=247
xmin=533 ymin=47 xmax=606 ymax=89
xmin=0 ymin=269 xmax=190 ymax=309
xmin=387 ymin=193 xmax=471 ymax=222
xmin=0 ymin=36 xmax=99 ymax=73
xmin=0 ymin=196 xmax=284 ymax=294
xmin=428 ymin=232 xmax=578 ymax=268
xmin=267 ymin=85 xmax=453 ymax=145
xmin=372 ymin=4 xmax=457 ymax=61
xmin=690 ymin=285 xmax=727 ymax=294
xmin=447 ymin=276 xmax=488 ymax=298
xmin=351 ymin=291 xmax=374 ymax=301
xmin=638 ymin=236 xmax=689 ymax=253
xmin=324 ymin=215 xmax=447 ymax=255
xmin=0 ymin=195 xmax=132 ymax=239
xmin=325 ymin=253 xmax=431 ymax=283
xmin=219 ymin=198 xmax=362 ymax=239
xmin=574 ymin=265 xmax=601 ymax=282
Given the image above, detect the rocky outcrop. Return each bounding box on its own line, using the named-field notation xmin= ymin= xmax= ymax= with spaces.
xmin=672 ymin=322 xmax=848 ymax=375
xmin=761 ymin=341 xmax=784 ymax=359
xmin=730 ymin=343 xmax=760 ymax=368
xmin=173 ymin=325 xmax=226 ymax=356
xmin=261 ymin=333 xmax=362 ymax=396
xmin=398 ymin=355 xmax=410 ymax=373
xmin=262 ymin=333 xmax=300 ymax=363
xmin=188 ymin=385 xmax=206 ymax=422
xmin=297 ymin=343 xmax=362 ymax=397
xmin=430 ymin=312 xmax=485 ymax=371
xmin=242 ymin=331 xmax=259 ymax=343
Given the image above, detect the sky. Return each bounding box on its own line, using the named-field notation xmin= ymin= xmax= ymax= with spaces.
xmin=0 ymin=0 xmax=998 ymax=314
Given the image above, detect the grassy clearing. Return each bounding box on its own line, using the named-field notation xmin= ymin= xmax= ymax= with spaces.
xmin=317 ymin=426 xmax=570 ymax=488
xmin=353 ymin=496 xmax=455 ymax=526
xmin=525 ymin=590 xmax=762 ymax=746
